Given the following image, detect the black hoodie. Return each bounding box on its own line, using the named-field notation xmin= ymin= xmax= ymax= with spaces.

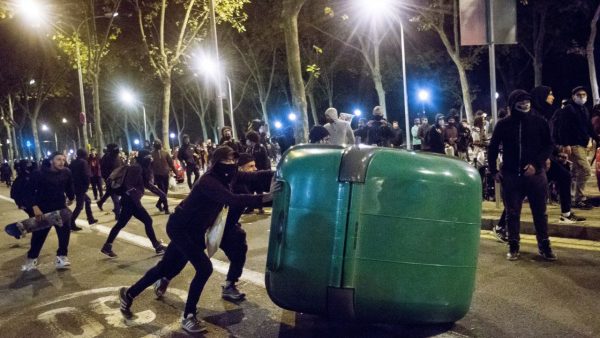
xmin=32 ymin=166 xmax=75 ymax=213
xmin=552 ymin=100 xmax=599 ymax=147
xmin=531 ymin=86 xmax=554 ymax=121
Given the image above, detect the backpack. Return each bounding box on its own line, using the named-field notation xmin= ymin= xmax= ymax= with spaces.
xmin=107 ymin=165 xmax=129 ymax=195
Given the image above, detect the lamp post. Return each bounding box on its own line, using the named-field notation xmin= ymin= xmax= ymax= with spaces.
xmin=208 ymin=0 xmax=225 ymax=130
xmin=41 ymin=124 xmax=58 ymax=152
xmin=354 ymin=0 xmax=411 ymax=149
xmin=119 ymin=88 xmax=148 ymax=142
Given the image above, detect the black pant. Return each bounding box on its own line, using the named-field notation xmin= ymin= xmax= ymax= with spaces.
xmin=154 ymin=174 xmax=170 ymax=210
xmin=71 ymin=192 xmax=95 ymax=227
xmin=546 ymin=159 xmax=572 ymax=214
xmin=186 ymin=166 xmax=200 ymax=189
xmin=98 ymin=187 xmax=121 ymax=219
xmin=127 ymin=224 xmax=212 ymax=317
xmin=502 ymin=172 xmax=549 ymax=245
xmin=91 ymin=176 xmax=103 ymax=200
xmin=28 ymin=210 xmax=71 ymax=259
xmin=105 ymin=196 xmax=158 ymax=246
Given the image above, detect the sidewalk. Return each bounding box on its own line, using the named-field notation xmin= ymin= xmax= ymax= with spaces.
xmin=482 ymin=180 xmax=600 ymax=241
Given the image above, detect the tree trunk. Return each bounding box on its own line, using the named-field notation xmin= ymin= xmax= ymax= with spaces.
xmin=92 ymin=74 xmax=105 ymax=150
xmin=260 ymin=102 xmax=270 ymax=128
xmin=201 ymin=118 xmax=208 ymax=142
xmin=31 ymin=117 xmax=41 ymax=160
xmin=282 ymin=0 xmax=308 ymax=143
xmin=372 ymin=43 xmax=387 ymax=119
xmin=7 ymin=95 xmax=20 ymax=159
xmin=162 ymin=76 xmax=172 ymax=152
xmin=588 ymin=3 xmax=600 ymax=104
xmin=124 ymin=114 xmax=131 ymax=153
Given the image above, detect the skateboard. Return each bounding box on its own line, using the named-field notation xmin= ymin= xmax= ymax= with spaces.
xmin=5 ymin=208 xmax=72 ymax=239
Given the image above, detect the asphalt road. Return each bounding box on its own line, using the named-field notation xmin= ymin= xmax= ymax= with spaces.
xmin=0 ymin=186 xmax=598 ymax=337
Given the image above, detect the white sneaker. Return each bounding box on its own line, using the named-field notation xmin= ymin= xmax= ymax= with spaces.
xmin=55 ymin=256 xmax=71 ymax=269
xmin=21 ymin=258 xmax=38 ymax=272
xmin=558 ymin=216 xmax=577 ymax=224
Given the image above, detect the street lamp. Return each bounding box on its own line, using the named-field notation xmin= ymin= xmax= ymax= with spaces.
xmin=288 ymin=113 xmax=297 ymax=121
xmin=274 ymin=121 xmax=283 ymax=130
xmin=195 ymin=54 xmax=237 ymax=140
xmin=353 ymin=109 xmax=362 ymax=117
xmin=119 ymin=88 xmax=148 ymax=142
xmin=14 ymin=0 xmax=48 ymax=28
xmin=41 ymin=124 xmax=58 ymax=151
xmin=353 ymin=0 xmax=411 ymax=149
xmin=418 ymin=89 xmax=430 ymax=116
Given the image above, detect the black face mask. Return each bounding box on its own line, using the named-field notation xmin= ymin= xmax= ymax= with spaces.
xmin=373 ymin=115 xmax=383 ymax=121
xmin=214 ymin=162 xmax=238 ymax=183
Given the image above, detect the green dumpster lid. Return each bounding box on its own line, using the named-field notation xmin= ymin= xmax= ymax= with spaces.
xmin=339 ymin=145 xmax=379 ymax=183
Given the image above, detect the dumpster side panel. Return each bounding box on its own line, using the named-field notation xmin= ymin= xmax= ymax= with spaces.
xmin=343 ymin=150 xmax=482 ymax=323
xmin=266 ymin=147 xmax=350 ymax=315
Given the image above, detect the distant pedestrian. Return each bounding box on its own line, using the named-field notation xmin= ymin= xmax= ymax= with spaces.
xmin=425 ymin=114 xmax=446 ymax=154
xmin=151 ymin=140 xmax=175 ymax=214
xmin=97 ymin=144 xmax=124 ymax=219
xmin=390 ymin=121 xmax=404 ymax=148
xmin=69 ymin=149 xmax=98 ymax=232
xmin=411 ymin=118 xmax=422 ymax=150
xmin=366 ymin=106 xmax=393 ymax=146
xmin=88 ymin=148 xmax=103 ymax=200
xmin=219 ymin=126 xmax=242 ymax=153
xmin=323 ymin=108 xmax=355 ymax=145
xmin=417 ymin=117 xmax=430 ymax=150
xmin=1 ymin=162 xmax=12 ymax=187
xmin=178 ymin=135 xmax=201 ymax=189
xmin=309 ymin=125 xmax=330 ymax=144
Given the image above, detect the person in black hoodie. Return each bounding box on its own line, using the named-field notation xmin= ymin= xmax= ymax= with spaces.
xmin=22 ymin=152 xmax=75 ymax=272
xmin=552 ymin=86 xmax=600 ymax=209
xmin=100 ymin=150 xmax=166 ymax=257
xmin=218 ymin=126 xmax=242 ymax=153
xmin=10 ymin=159 xmax=37 ymax=217
xmin=69 ymin=149 xmax=98 ymax=232
xmin=97 ymin=144 xmax=124 ymax=219
xmin=531 ymin=86 xmax=585 ymax=223
xmin=178 ymin=134 xmax=201 ymax=189
xmin=488 ymin=90 xmax=556 ymax=261
xmin=425 ymin=114 xmax=446 ymax=154
xmin=118 ymin=146 xmax=272 ymax=334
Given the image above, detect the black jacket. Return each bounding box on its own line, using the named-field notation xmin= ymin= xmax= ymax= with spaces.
xmin=31 ymin=167 xmax=75 ymax=213
xmin=552 ymin=101 xmax=599 ymax=147
xmin=69 ymin=158 xmax=91 ymax=194
xmin=488 ymin=111 xmax=553 ymax=176
xmin=178 ymin=143 xmax=199 ymax=167
xmin=101 ymin=153 xmax=124 ymax=180
xmin=426 ymin=126 xmax=445 ymax=154
xmin=122 ymin=163 xmax=165 ymax=208
xmin=225 ymin=170 xmax=274 ymax=229
xmin=11 ymin=174 xmax=35 ymax=210
xmin=168 ymin=170 xmax=264 ymax=237
xmin=248 ymin=144 xmax=271 ymax=171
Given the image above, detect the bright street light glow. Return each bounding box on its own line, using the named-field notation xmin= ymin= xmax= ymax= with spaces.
xmin=288 ymin=113 xmax=297 ymax=121
xmin=16 ymin=0 xmax=48 ymax=28
xmin=354 ymin=0 xmax=394 ymax=20
xmin=354 ymin=109 xmax=362 ymax=117
xmin=170 ymin=133 xmax=176 ymax=139
xmin=418 ymin=89 xmax=430 ymax=102
xmin=119 ymin=88 xmax=137 ymax=106
xmin=41 ymin=124 xmax=49 ymax=131
xmin=69 ymin=149 xmax=74 ymax=154
xmin=134 ymin=139 xmax=140 ymax=145
xmin=194 ymin=53 xmax=220 ymax=78
xmin=62 ymin=118 xmax=67 ymax=123
xmin=29 ymin=79 xmax=36 ymax=85
xmin=495 ymin=92 xmax=500 ymax=99
xmin=46 ymin=151 xmax=51 ymax=156
xmin=274 ymin=121 xmax=283 ymax=129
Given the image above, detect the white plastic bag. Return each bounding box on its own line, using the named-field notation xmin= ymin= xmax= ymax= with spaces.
xmin=168 ymin=176 xmax=177 ymax=191
xmin=206 ymin=207 xmax=227 ymax=257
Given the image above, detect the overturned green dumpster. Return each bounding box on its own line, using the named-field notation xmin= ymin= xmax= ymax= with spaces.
xmin=265 ymin=144 xmax=482 ymax=323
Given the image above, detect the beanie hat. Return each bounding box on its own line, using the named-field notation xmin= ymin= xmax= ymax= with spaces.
xmin=106 ymin=143 xmax=119 ymax=154
xmin=571 ymin=86 xmax=587 ymax=95
xmin=246 ymin=131 xmax=260 ymax=143
xmin=508 ymin=89 xmax=532 ymax=111
xmin=238 ymin=153 xmax=255 ymax=167
xmin=211 ymin=146 xmax=239 ymax=166
xmin=373 ymin=106 xmax=384 ymax=116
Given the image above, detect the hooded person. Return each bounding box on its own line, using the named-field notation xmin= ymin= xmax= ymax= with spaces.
xmin=425 ymin=114 xmax=446 ymax=154
xmin=101 ymin=149 xmax=167 ymax=258
xmin=119 ymin=146 xmax=274 ymax=333
xmin=69 ymin=149 xmax=98 ymax=232
xmin=21 ymin=151 xmax=75 ymax=272
xmin=11 ymin=159 xmax=37 ymax=218
xmin=97 ymin=143 xmax=124 ymax=219
xmin=530 ymin=85 xmax=555 ymax=121
xmin=323 ymin=108 xmax=355 ymax=145
xmin=151 ymin=140 xmax=175 ymax=214
xmin=488 ymin=89 xmax=556 ymax=261
xmin=178 ymin=134 xmax=201 ymax=189
xmin=219 ymin=126 xmax=242 ymax=153
xmin=366 ymin=106 xmax=393 ymax=146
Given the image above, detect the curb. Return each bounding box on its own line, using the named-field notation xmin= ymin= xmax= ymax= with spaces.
xmin=482 ymin=217 xmax=600 ymax=242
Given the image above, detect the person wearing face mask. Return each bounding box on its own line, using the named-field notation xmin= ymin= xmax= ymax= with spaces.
xmin=552 ymin=86 xmax=600 ymax=209
xmin=101 ymin=150 xmax=167 ymax=258
xmin=178 ymin=134 xmax=201 ymax=189
xmin=366 ymin=106 xmax=394 ymax=146
xmin=531 ymin=85 xmax=585 ymax=224
xmin=219 ymin=126 xmax=242 ymax=153
xmin=152 ymin=153 xmax=274 ymax=303
xmin=118 ymin=146 xmax=273 ymax=333
xmin=488 ymin=89 xmax=556 ymax=261
xmin=22 ymin=152 xmax=75 ymax=272
xmin=417 ymin=117 xmax=431 ymax=150
xmin=425 ymin=114 xmax=446 ymax=154
xmin=443 ymin=115 xmax=459 ymax=156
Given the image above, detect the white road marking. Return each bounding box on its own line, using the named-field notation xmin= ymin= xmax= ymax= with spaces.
xmin=0 ymin=193 xmax=266 ymax=288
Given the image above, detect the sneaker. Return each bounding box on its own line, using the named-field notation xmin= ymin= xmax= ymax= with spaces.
xmin=559 ymin=212 xmax=586 ymax=224
xmin=119 ymin=287 xmax=134 ymax=319
xmin=101 ymin=243 xmax=118 ymax=258
xmin=88 ymin=219 xmax=98 ymax=225
xmin=506 ymin=242 xmax=520 ymax=261
xmin=71 ymin=224 xmax=83 ymax=232
xmin=154 ymin=241 xmax=167 ymax=255
xmin=153 ymin=277 xmax=170 ymax=298
xmin=21 ymin=258 xmax=38 ymax=272
xmin=155 ymin=202 xmax=163 ymax=212
xmin=538 ymin=239 xmax=557 ymax=261
xmin=222 ymin=283 xmax=246 ymax=302
xmin=55 ymin=256 xmax=71 ymax=269
xmin=573 ymin=201 xmax=593 ymax=210
xmin=181 ymin=313 xmax=207 ymax=333
xmin=164 ymin=209 xmax=171 ymax=215
xmin=96 ymin=201 xmax=104 ymax=211
xmin=492 ymin=225 xmax=508 ymax=243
